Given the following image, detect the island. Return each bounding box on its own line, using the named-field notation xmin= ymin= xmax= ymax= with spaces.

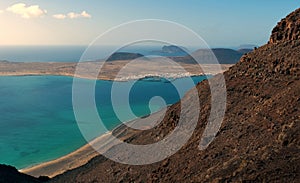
xmin=0 ymin=57 xmax=233 ymax=81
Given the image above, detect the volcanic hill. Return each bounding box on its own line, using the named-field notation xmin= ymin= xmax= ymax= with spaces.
xmin=49 ymin=8 xmax=300 ymax=183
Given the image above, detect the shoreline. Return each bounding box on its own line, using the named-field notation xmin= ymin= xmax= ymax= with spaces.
xmin=0 ymin=60 xmax=233 ymax=82
xmin=20 ymin=109 xmax=167 ymax=178
xmin=0 ymin=72 xmax=207 ymax=82
xmin=19 ymin=132 xmax=111 ymax=178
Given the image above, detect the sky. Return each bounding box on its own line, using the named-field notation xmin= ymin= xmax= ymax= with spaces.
xmin=0 ymin=0 xmax=299 ymax=47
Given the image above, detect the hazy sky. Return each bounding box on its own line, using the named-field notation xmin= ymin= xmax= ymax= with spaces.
xmin=0 ymin=1 xmax=298 ymax=47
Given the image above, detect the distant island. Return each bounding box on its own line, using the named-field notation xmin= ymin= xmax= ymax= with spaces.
xmin=106 ymin=52 xmax=144 ymax=61
xmin=150 ymin=45 xmax=189 ymax=56
xmin=0 ymin=49 xmax=242 ymax=81
xmin=171 ymin=48 xmax=252 ymax=64
xmin=0 ymin=46 xmax=252 ymax=81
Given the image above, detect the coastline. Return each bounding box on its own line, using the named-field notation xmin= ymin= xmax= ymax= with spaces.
xmin=20 ymin=109 xmax=167 ymax=178
xmin=11 ymin=61 xmax=232 ymax=178
xmin=20 ymin=132 xmax=111 ymax=178
xmin=0 ymin=72 xmax=205 ymax=82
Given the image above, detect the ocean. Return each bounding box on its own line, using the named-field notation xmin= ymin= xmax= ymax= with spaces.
xmin=0 ymin=45 xmax=192 ymax=62
xmin=0 ymin=46 xmax=86 ymax=62
xmin=0 ymin=75 xmax=208 ymax=169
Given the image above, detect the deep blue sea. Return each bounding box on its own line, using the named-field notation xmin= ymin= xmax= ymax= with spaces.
xmin=0 ymin=45 xmax=192 ymax=62
xmin=0 ymin=75 xmax=207 ymax=169
xmin=0 ymin=46 xmax=86 ymax=62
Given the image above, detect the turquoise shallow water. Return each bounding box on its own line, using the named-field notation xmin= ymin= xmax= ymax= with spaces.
xmin=0 ymin=75 xmax=207 ymax=169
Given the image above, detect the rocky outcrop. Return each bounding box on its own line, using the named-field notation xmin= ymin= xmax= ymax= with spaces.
xmin=269 ymin=8 xmax=300 ymax=43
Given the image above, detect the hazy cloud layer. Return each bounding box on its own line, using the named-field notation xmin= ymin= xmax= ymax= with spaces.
xmin=6 ymin=3 xmax=47 ymax=18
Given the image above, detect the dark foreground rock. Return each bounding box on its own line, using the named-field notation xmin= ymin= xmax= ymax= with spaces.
xmin=0 ymin=164 xmax=49 ymax=183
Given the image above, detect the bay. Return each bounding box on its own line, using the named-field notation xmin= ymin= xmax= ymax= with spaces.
xmin=0 ymin=75 xmax=207 ymax=169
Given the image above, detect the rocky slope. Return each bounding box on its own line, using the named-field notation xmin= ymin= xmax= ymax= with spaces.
xmin=269 ymin=8 xmax=300 ymax=43
xmin=49 ymin=8 xmax=300 ymax=183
